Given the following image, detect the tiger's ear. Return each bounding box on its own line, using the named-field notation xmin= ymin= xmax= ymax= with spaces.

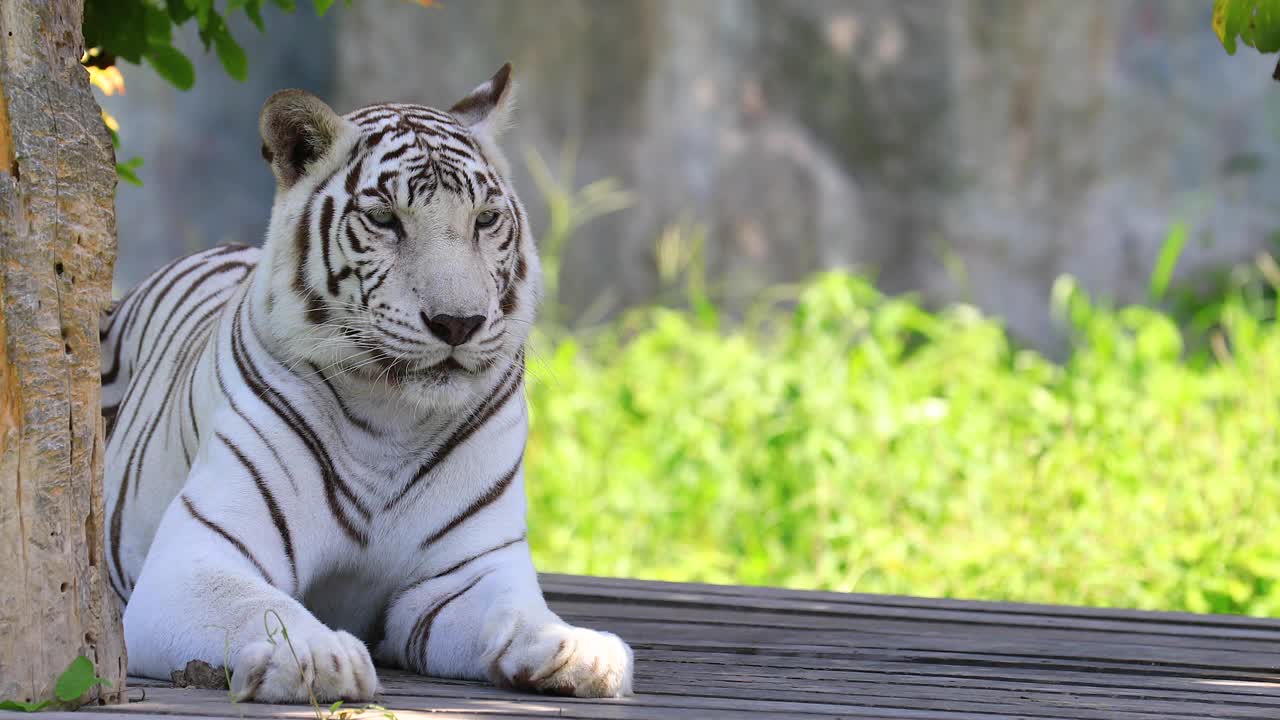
xmin=259 ymin=89 xmax=347 ymax=189
xmin=448 ymin=63 xmax=515 ymax=142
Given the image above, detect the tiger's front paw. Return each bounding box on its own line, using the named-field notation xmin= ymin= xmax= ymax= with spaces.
xmin=485 ymin=616 xmax=633 ymax=698
xmin=230 ymin=628 xmax=377 ymax=703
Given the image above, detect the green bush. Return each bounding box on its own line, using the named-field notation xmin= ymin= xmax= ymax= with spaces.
xmin=523 ymin=267 xmax=1280 ymax=616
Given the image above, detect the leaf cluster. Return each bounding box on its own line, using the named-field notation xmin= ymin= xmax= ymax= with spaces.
xmin=1214 ymin=0 xmax=1280 ymax=55
xmin=82 ymin=0 xmax=346 ymax=90
xmin=524 ymin=234 xmax=1280 ymax=616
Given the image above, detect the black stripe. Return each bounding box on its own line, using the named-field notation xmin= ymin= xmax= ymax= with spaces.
xmin=294 ymin=200 xmax=330 ymax=325
xmin=231 ymin=302 xmax=370 ymax=544
xmin=311 ymin=363 xmax=377 ymax=435
xmin=130 ymin=246 xmax=249 ymax=366
xmin=103 ymin=404 xmax=119 ymax=442
xmin=123 ymin=292 xmax=236 ymax=499
xmin=380 ymin=143 xmax=412 ymax=162
xmin=320 ymin=195 xmax=340 ymax=295
xmin=442 ymin=128 xmax=474 ymax=147
xmin=100 ymin=277 xmax=147 ymax=342
xmin=344 ymin=150 xmax=366 ymax=194
xmin=362 ymin=265 xmax=390 ymax=307
xmin=108 ymin=289 xmax=232 ymax=595
xmin=376 ymin=170 xmax=398 ymax=196
xmin=345 ymin=224 xmax=367 ymax=256
xmin=103 ymin=257 xmax=204 ymax=385
xmin=394 ymin=533 xmax=526 ymax=610
xmin=218 ymin=433 xmax=297 ymax=591
xmin=348 ymin=106 xmax=398 ymax=123
xmin=112 ymin=262 xmax=249 ymax=445
xmin=108 ymin=435 xmax=140 ymax=595
xmin=500 ymin=253 xmax=526 ymax=316
xmin=181 ymin=495 xmax=276 ymax=586
xmin=384 ymin=359 xmax=523 ymax=511
xmin=214 ymin=348 xmax=301 ymax=495
xmin=418 ymin=454 xmax=521 ymax=550
xmin=406 ymin=571 xmax=492 ymax=673
xmin=376 ymin=323 xmax=425 ymax=347
xmin=186 ymin=364 xmax=200 ymax=444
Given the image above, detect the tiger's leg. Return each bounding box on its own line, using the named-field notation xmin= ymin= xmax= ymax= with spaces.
xmin=124 ymin=485 xmax=377 ymax=702
xmin=377 ymin=539 xmax=633 ymax=697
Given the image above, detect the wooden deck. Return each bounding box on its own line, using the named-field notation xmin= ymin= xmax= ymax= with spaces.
xmin=13 ymin=573 xmax=1280 ymax=719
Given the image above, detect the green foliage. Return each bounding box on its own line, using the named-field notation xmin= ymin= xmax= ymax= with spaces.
xmin=83 ymin=0 xmax=349 ymax=89
xmin=1215 ymin=0 xmax=1280 ymax=55
xmin=0 ymin=655 xmax=111 ymax=712
xmin=116 ymin=157 xmax=145 ymax=187
xmin=0 ymin=700 xmax=52 ymax=713
xmin=54 ymin=656 xmax=111 ymax=703
xmin=522 ymin=257 xmax=1280 ymax=616
xmin=1148 ymin=221 xmax=1187 ymax=302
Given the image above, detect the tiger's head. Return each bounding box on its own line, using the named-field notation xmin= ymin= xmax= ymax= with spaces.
xmin=255 ymin=65 xmax=540 ymax=412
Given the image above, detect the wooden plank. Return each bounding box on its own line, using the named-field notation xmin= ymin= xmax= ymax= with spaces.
xmin=371 ymin=671 xmax=1277 ymax=720
xmin=13 ymin=711 xmax=558 ymax=720
xmin=81 ymin=675 xmax=1279 ymax=720
xmin=542 ymin=574 xmax=1280 ymax=631
xmin=33 ymin=705 xmax=1044 ymax=720
xmin=543 ymin=576 xmax=1280 ymax=642
xmin=68 ymin=686 xmax=889 ymax=720
xmin=554 ymin=615 xmax=1280 ymax=675
xmin=550 ymin=600 xmax=1280 ymax=664
xmin=629 ymin=649 xmax=1280 ymax=701
xmin=72 ymin=684 xmax=1174 ymax=720
xmin=22 ymin=575 xmax=1280 ymax=719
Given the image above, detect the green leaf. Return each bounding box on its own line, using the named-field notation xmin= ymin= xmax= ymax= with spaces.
xmin=145 ymin=45 xmax=196 ymax=90
xmin=1215 ymin=0 xmax=1237 ymax=53
xmin=0 ymin=699 xmax=53 ymax=712
xmin=212 ymin=23 xmax=249 ymax=81
xmin=83 ymin=0 xmax=150 ymax=62
xmin=315 ymin=0 xmax=337 ymax=16
xmin=54 ymin=655 xmax=111 ymax=702
xmin=243 ymin=0 xmax=267 ymax=32
xmin=1252 ymin=0 xmax=1280 ymax=53
xmin=1215 ymin=0 xmax=1264 ymax=55
xmin=329 ymin=700 xmax=345 ymax=714
xmin=165 ymin=0 xmax=196 ymax=24
xmin=1149 ymin=222 xmax=1188 ymax=302
xmin=269 ymin=0 xmax=297 ymax=11
xmin=191 ymin=0 xmax=215 ymax=25
xmin=195 ymin=8 xmax=226 ymax=50
xmin=117 ymin=157 xmax=145 ymax=186
xmin=143 ymin=4 xmax=173 ymax=47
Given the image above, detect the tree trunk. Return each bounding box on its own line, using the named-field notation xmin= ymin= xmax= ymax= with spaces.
xmin=0 ymin=0 xmax=125 ymax=707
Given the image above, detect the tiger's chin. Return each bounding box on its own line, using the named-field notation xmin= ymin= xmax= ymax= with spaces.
xmin=387 ymin=355 xmax=507 ymax=413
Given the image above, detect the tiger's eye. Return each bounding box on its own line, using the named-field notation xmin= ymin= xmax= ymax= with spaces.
xmin=475 ymin=210 xmax=499 ymax=229
xmin=366 ymin=207 xmax=396 ymax=227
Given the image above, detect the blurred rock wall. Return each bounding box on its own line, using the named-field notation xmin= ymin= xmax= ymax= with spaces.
xmin=108 ymin=0 xmax=1280 ymax=352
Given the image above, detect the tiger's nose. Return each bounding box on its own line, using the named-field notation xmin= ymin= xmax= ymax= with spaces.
xmin=422 ymin=312 xmax=486 ymax=346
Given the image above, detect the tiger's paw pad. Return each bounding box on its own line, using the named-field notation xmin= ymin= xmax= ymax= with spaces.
xmin=489 ymin=623 xmax=633 ymax=698
xmin=230 ymin=628 xmax=377 ymax=703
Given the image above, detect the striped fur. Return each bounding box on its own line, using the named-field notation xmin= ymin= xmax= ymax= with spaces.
xmin=102 ymin=66 xmax=632 ymax=703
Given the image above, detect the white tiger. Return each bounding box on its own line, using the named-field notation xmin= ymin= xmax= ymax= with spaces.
xmin=99 ymin=65 xmax=633 ymax=702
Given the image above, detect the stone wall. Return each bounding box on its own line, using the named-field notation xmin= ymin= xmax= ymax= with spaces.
xmin=107 ymin=1 xmax=1280 ymax=351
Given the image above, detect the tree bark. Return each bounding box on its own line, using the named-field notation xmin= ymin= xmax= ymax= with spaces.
xmin=0 ymin=0 xmax=124 ymax=707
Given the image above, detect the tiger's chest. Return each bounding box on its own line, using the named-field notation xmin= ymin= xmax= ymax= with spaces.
xmin=200 ymin=370 xmax=529 ymax=556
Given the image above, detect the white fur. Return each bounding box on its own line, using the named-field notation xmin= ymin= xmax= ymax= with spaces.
xmin=101 ymin=70 xmax=633 ymax=702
